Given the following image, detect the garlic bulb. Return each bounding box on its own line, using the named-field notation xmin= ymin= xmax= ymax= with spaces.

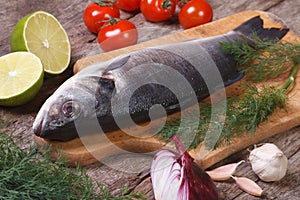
xmin=249 ymin=143 xmax=288 ymax=182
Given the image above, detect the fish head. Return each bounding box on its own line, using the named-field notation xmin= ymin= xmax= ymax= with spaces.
xmin=33 ymin=55 xmax=129 ymax=141
xmin=33 ymin=77 xmax=99 ymax=141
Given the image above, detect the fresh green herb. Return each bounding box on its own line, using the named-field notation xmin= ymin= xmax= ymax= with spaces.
xmin=280 ymin=61 xmax=299 ymax=93
xmin=221 ymin=84 xmax=287 ymax=142
xmin=159 ymin=102 xmax=213 ymax=149
xmin=159 ymin=84 xmax=287 ymax=149
xmin=0 ymin=132 xmax=91 ymax=200
xmin=220 ymin=37 xmax=300 ymax=82
xmin=158 ymin=39 xmax=300 ymax=150
xmin=0 ymin=127 xmax=145 ymax=200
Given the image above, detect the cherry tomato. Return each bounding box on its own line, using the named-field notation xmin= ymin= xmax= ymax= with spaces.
xmin=98 ymin=19 xmax=138 ymax=52
xmin=178 ymin=0 xmax=213 ymax=29
xmin=140 ymin=0 xmax=176 ymax=22
xmin=83 ymin=1 xmax=120 ymax=33
xmin=116 ymin=0 xmax=141 ymax=12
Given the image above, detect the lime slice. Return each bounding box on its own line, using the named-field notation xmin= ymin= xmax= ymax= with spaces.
xmin=10 ymin=11 xmax=71 ymax=75
xmin=0 ymin=52 xmax=44 ymax=107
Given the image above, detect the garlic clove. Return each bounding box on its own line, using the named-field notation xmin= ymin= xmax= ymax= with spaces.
xmin=206 ymin=160 xmax=245 ymax=181
xmin=231 ymin=176 xmax=263 ymax=197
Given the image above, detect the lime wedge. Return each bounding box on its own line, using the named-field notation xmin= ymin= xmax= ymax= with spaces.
xmin=0 ymin=52 xmax=44 ymax=107
xmin=10 ymin=11 xmax=71 ymax=75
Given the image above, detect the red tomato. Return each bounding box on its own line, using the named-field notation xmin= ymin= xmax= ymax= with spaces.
xmin=116 ymin=0 xmax=141 ymax=12
xmin=98 ymin=19 xmax=138 ymax=52
xmin=178 ymin=0 xmax=213 ymax=29
xmin=140 ymin=0 xmax=176 ymax=22
xmin=83 ymin=2 xmax=120 ymax=33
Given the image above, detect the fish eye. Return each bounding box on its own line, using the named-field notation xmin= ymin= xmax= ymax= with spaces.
xmin=62 ymin=101 xmax=81 ymax=118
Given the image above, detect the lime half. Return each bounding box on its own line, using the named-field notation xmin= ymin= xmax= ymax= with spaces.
xmin=0 ymin=52 xmax=44 ymax=107
xmin=10 ymin=11 xmax=71 ymax=75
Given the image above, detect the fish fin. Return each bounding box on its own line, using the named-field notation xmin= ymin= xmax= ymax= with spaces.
xmin=98 ymin=77 xmax=115 ymax=90
xmin=104 ymin=55 xmax=130 ymax=73
xmin=234 ymin=16 xmax=289 ymax=42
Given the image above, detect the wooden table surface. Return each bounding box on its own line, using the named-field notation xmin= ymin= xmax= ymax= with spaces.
xmin=0 ymin=0 xmax=299 ymax=199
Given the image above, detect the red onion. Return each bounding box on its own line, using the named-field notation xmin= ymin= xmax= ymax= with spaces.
xmin=151 ymin=135 xmax=218 ymax=200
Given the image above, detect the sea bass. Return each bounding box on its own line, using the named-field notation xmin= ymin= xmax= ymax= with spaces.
xmin=33 ymin=16 xmax=288 ymax=141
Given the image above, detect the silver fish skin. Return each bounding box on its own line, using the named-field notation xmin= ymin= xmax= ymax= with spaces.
xmin=33 ymin=16 xmax=288 ymax=141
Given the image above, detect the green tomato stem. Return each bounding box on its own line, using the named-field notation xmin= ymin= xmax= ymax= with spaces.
xmin=107 ymin=16 xmax=119 ymax=25
xmin=95 ymin=0 xmax=115 ymax=7
xmin=161 ymin=0 xmax=173 ymax=9
xmin=179 ymin=0 xmax=189 ymax=6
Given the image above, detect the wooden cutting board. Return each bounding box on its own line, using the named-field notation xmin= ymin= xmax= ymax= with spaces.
xmin=34 ymin=10 xmax=300 ymax=169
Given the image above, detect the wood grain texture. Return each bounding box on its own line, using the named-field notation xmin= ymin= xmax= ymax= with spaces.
xmin=35 ymin=10 xmax=299 ymax=170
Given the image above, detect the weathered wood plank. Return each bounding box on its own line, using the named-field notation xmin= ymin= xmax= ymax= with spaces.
xmin=134 ymin=178 xmax=155 ymax=199
xmin=268 ymin=0 xmax=300 ymax=36
xmin=209 ymin=0 xmax=284 ymax=20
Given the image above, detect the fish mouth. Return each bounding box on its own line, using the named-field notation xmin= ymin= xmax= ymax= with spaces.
xmin=33 ymin=117 xmax=79 ymax=141
xmin=33 ymin=117 xmax=43 ymax=137
xmin=40 ymin=130 xmax=78 ymax=141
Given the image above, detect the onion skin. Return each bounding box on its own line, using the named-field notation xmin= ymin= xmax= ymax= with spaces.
xmin=180 ymin=152 xmax=218 ymax=200
xmin=151 ymin=135 xmax=218 ymax=200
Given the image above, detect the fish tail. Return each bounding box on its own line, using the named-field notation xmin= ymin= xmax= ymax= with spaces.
xmin=234 ymin=16 xmax=289 ymax=42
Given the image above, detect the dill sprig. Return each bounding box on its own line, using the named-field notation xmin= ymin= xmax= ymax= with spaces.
xmin=0 ymin=128 xmax=146 ymax=200
xmin=221 ymin=84 xmax=287 ymax=142
xmin=158 ymin=38 xmax=300 ymax=150
xmin=220 ymin=37 xmax=300 ymax=82
xmin=158 ymin=85 xmax=287 ymax=149
xmin=0 ymin=132 xmax=93 ymax=199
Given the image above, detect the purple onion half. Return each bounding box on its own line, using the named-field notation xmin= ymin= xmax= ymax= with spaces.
xmin=151 ymin=135 xmax=218 ymax=200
